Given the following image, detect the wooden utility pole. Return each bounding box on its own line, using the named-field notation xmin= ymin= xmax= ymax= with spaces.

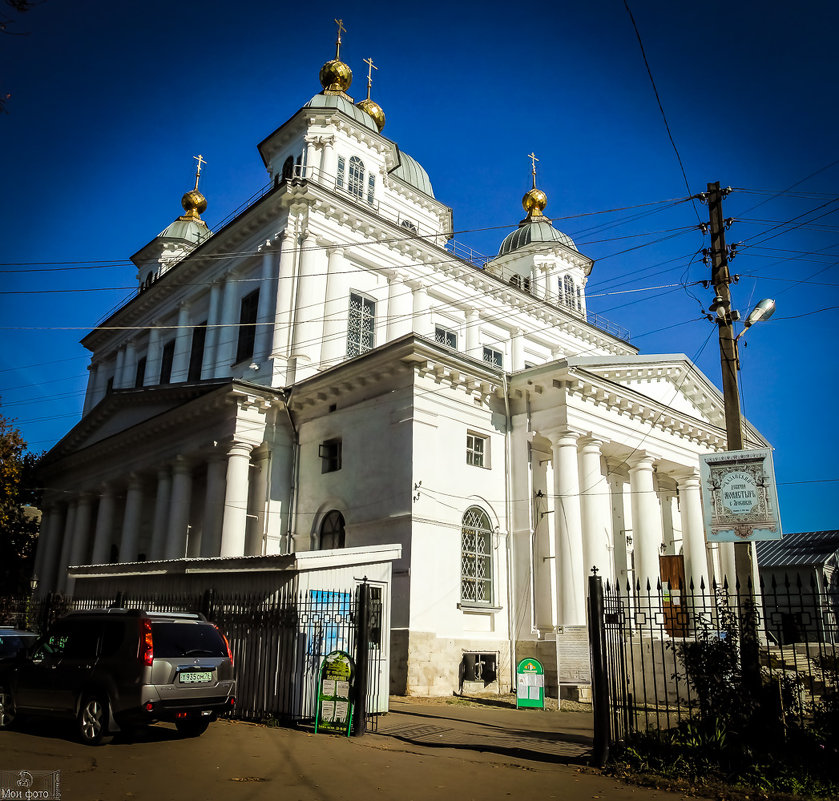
xmin=706 ymin=181 xmax=761 ymax=695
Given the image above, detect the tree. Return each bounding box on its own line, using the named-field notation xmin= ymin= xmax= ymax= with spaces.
xmin=0 ymin=412 xmax=41 ymax=594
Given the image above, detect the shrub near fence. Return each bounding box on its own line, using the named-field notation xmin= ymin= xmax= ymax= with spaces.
xmin=1 ymin=584 xmax=382 ymax=731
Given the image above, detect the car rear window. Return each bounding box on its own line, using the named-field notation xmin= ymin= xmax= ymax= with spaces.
xmin=150 ymin=622 xmax=228 ymax=658
xmin=0 ymin=633 xmax=36 ymax=658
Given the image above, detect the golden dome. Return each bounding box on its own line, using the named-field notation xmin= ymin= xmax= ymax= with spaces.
xmin=180 ymin=188 xmax=207 ymax=221
xmin=357 ymin=98 xmax=385 ymax=132
xmin=522 ymin=187 xmax=547 ymax=217
xmin=319 ymin=59 xmax=353 ymax=93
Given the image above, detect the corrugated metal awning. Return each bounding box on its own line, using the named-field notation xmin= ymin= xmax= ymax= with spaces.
xmin=756 ymin=530 xmax=839 ymax=567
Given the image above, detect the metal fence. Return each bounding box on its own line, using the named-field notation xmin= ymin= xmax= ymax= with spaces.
xmin=0 ymin=582 xmax=383 ymax=733
xmin=588 ymin=572 xmax=839 ymax=757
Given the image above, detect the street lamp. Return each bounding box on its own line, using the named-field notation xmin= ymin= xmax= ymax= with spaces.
xmin=737 ymin=298 xmax=775 ymax=341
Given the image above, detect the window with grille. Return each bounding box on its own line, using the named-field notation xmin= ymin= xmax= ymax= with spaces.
xmin=466 ymin=432 xmax=487 ymax=467
xmin=347 ymin=292 xmax=375 ymax=357
xmin=282 ymin=156 xmax=294 ymax=181
xmin=435 ymin=325 xmax=457 ymax=349
xmin=483 ymin=346 xmax=503 ymax=369
xmin=461 ymin=507 xmax=493 ymax=605
xmin=337 ymin=156 xmax=345 ymax=189
xmin=563 ymin=275 xmax=575 ymax=309
xmin=348 ymin=156 xmax=365 ymax=199
xmin=367 ymin=173 xmax=375 ymax=205
xmin=236 ymin=289 xmax=259 ymax=364
xmin=320 ymin=509 xmax=346 ymax=549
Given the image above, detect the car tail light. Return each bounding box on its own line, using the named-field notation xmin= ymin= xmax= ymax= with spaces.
xmin=141 ymin=618 xmax=154 ymax=666
xmin=229 ymin=696 xmax=236 ymax=707
xmin=214 ymin=624 xmax=234 ymax=666
xmin=176 ymin=712 xmax=188 ymax=719
xmin=145 ymin=702 xmax=154 ymax=711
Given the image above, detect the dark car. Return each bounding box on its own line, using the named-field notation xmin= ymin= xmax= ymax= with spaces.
xmin=0 ymin=609 xmax=236 ymax=744
xmin=0 ymin=628 xmax=38 ymax=663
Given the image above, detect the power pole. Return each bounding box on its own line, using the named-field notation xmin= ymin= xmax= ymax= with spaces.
xmin=705 ymin=180 xmax=762 ymax=696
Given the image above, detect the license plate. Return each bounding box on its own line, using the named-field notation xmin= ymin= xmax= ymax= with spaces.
xmin=179 ymin=671 xmax=212 ymax=684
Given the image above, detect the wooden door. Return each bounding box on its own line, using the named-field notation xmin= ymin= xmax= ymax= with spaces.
xmin=659 ymin=555 xmax=687 ymax=637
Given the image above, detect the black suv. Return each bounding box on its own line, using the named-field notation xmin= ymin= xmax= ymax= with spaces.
xmin=0 ymin=609 xmax=236 ymax=744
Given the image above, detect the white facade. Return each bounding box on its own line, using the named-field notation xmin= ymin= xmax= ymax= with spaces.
xmin=34 ymin=51 xmax=768 ymax=696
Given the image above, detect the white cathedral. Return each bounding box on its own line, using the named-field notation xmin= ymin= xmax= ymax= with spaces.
xmin=33 ymin=31 xmax=767 ymax=696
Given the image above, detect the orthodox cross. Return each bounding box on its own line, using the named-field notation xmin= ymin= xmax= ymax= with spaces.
xmin=193 ymin=154 xmax=206 ymax=191
xmin=363 ymin=56 xmax=377 ymax=100
xmin=334 ymin=18 xmax=346 ymax=60
xmin=528 ymin=152 xmax=539 ymax=189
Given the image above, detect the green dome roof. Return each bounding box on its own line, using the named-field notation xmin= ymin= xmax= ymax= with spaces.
xmin=390 ymin=151 xmax=434 ymax=198
xmin=304 ymin=92 xmax=378 ymax=132
xmin=157 ymin=219 xmax=211 ymax=246
xmin=498 ymin=219 xmax=577 ymax=257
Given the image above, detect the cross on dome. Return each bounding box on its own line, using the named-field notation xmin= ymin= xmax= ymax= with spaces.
xmin=363 ymin=56 xmax=378 ymax=101
xmin=193 ymin=154 xmax=206 ymax=191
xmin=334 ymin=18 xmax=346 ymax=60
xmin=528 ymin=152 xmax=539 ymax=189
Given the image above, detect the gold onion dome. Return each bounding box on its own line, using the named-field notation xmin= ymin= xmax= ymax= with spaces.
xmin=180 ymin=188 xmax=207 ymax=221
xmin=522 ymin=187 xmax=547 ymax=218
xmin=357 ymin=98 xmax=385 ymax=132
xmin=319 ymin=59 xmax=353 ymax=93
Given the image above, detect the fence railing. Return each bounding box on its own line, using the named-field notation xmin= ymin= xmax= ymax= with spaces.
xmin=0 ymin=583 xmax=383 ymax=733
xmin=588 ymin=572 xmax=839 ymax=758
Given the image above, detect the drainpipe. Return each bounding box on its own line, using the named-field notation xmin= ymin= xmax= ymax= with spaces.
xmin=279 ymin=387 xmax=299 ymax=555
xmin=502 ymin=373 xmax=516 ymax=692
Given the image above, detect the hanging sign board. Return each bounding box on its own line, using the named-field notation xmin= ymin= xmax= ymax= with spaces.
xmin=516 ymin=657 xmax=545 ymax=709
xmin=699 ymin=448 xmax=782 ymax=542
xmin=314 ymin=650 xmax=355 ymax=736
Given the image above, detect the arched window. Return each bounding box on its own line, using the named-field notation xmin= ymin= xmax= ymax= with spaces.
xmin=576 ymin=285 xmax=582 ymax=310
xmin=282 ymin=156 xmax=294 ymax=181
xmin=563 ymin=275 xmax=575 ymax=309
xmin=461 ymin=506 xmax=493 ymax=605
xmin=320 ymin=510 xmax=346 ymax=549
xmin=348 ymin=156 xmax=365 ymax=199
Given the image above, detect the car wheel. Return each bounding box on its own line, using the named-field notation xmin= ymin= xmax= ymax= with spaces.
xmin=175 ymin=717 xmax=210 ymax=738
xmin=77 ymin=695 xmax=112 ymax=745
xmin=0 ymin=690 xmax=16 ymax=730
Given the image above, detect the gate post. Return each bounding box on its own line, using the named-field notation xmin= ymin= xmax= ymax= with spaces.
xmin=353 ymin=580 xmax=371 ymax=737
xmin=588 ymin=570 xmax=610 ymax=766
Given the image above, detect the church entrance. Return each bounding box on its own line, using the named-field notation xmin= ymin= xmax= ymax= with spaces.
xmin=658 ymin=554 xmax=687 ymax=637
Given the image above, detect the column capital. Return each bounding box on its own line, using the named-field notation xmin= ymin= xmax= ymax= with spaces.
xmin=171 ymin=455 xmax=193 ymax=474
xmin=539 ymin=427 xmax=580 ymax=447
xmin=227 ymin=441 xmax=255 ymax=459
xmin=674 ymin=468 xmax=702 ymax=487
xmin=627 ymin=452 xmax=656 ymax=472
xmin=578 ymin=436 xmax=605 ymax=453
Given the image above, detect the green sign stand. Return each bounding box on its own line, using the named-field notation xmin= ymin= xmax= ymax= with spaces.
xmin=314 ymin=650 xmax=355 ymax=736
xmin=516 ymin=657 xmax=545 ymax=709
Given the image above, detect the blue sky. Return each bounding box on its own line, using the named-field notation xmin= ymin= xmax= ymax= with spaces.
xmin=1 ymin=1 xmax=837 ymax=532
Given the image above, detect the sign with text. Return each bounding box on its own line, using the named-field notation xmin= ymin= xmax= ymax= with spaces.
xmin=314 ymin=650 xmax=355 ymax=736
xmin=516 ymin=657 xmax=545 ymax=709
xmin=699 ymin=448 xmax=782 ymax=542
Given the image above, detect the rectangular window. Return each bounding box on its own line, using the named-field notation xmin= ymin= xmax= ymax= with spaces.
xmin=187 ymin=322 xmax=207 ymax=382
xmin=435 ymin=325 xmax=457 ymax=349
xmin=235 ymin=289 xmax=259 ymax=364
xmin=466 ymin=433 xmax=487 ymax=468
xmin=319 ymin=438 xmax=342 ymax=473
xmin=135 ymin=357 xmax=146 ymax=388
xmin=336 ymin=156 xmax=345 ymax=189
xmin=159 ymin=340 xmax=175 ymax=384
xmin=482 ymin=346 xmax=503 ymax=369
xmin=347 ymin=292 xmax=375 ymax=357
xmin=367 ymin=173 xmax=375 ymax=206
xmin=105 ymin=376 xmax=114 ymax=394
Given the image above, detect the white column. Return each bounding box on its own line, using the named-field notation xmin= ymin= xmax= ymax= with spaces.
xmin=92 ymin=361 xmax=109 ymax=405
xmin=122 ymin=341 xmax=137 ymax=388
xmin=719 ymin=542 xmax=737 ymax=588
xmin=119 ymin=474 xmax=144 ymax=562
xmin=114 ymin=347 xmax=126 ymax=389
xmin=57 ymin=500 xmax=77 ymax=595
xmin=321 ymin=246 xmax=349 ymax=366
xmin=66 ymin=494 xmax=94 ymax=595
xmin=677 ymin=471 xmax=710 ymax=590
xmin=410 ymin=281 xmax=432 ymax=337
xmin=170 ymin=302 xmax=192 ymax=383
xmin=386 ymin=274 xmax=413 ymax=341
xmin=253 ymin=247 xmax=277 ymax=368
xmin=321 ymin=135 xmax=337 ymax=185
xmin=532 ymin=449 xmax=555 ymax=630
xmin=290 ymin=231 xmax=325 ymax=379
xmin=83 ymin=364 xmax=98 ymax=415
xmin=549 ymin=431 xmax=585 ymax=626
xmin=270 ymin=232 xmax=297 ymax=385
xmin=143 ymin=326 xmax=162 ymax=386
xmin=201 ymin=281 xmax=222 ymax=379
xmin=219 ymin=442 xmax=254 ymax=558
xmin=245 ymin=452 xmax=269 ymax=556
xmin=90 ymin=484 xmax=117 ymax=564
xmin=37 ymin=503 xmax=64 ymax=595
xmin=608 ymin=471 xmax=631 ymax=588
xmin=511 ymin=329 xmax=525 ymax=372
xmin=198 ymin=456 xmax=227 ymax=557
xmin=165 ymin=457 xmax=192 ymax=560
xmin=149 ymin=467 xmax=172 ymax=561
xmin=628 ymin=455 xmax=664 ymax=589
xmin=579 ymin=438 xmax=613 ymax=582
xmin=465 ymin=308 xmax=481 ymax=358
xmin=214 ymin=273 xmax=241 ymax=377
xmin=304 ymin=137 xmax=318 ymax=179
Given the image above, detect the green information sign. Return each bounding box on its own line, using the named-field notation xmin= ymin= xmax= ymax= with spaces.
xmin=314 ymin=650 xmax=355 ymax=736
xmin=516 ymin=657 xmax=545 ymax=709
